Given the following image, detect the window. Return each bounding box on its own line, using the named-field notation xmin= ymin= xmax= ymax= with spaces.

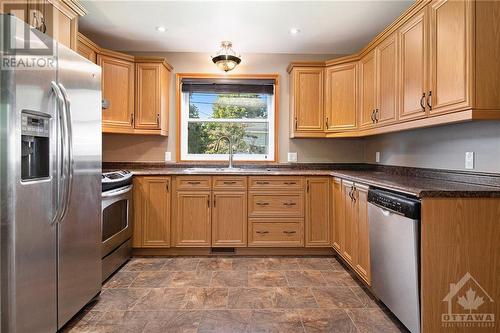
xmin=179 ymin=76 xmax=277 ymax=161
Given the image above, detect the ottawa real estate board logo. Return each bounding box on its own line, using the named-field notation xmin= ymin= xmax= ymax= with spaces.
xmin=1 ymin=2 xmax=55 ymax=70
xmin=442 ymin=272 xmax=495 ymax=328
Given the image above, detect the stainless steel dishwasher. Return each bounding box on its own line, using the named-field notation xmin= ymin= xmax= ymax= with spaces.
xmin=368 ymin=189 xmax=421 ymax=333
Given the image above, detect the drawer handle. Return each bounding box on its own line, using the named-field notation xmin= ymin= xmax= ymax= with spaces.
xmin=256 ymin=230 xmax=269 ymax=235
xmin=283 ymin=231 xmax=297 ymax=235
xmin=256 ymin=181 xmax=270 ymax=185
xmin=284 ymin=182 xmax=297 ymax=185
xmin=283 ymin=202 xmax=297 ymax=206
xmin=223 ymin=181 xmax=236 ymax=185
xmin=256 ymin=201 xmax=269 ymax=206
xmin=187 ymin=181 xmax=201 ymax=185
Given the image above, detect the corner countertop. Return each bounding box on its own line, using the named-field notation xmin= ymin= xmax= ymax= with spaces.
xmin=103 ymin=163 xmax=500 ymax=198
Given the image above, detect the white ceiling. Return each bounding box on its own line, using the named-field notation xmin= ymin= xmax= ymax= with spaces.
xmin=79 ymin=0 xmax=413 ymax=55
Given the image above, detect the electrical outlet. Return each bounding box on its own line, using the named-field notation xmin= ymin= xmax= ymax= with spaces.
xmin=375 ymin=152 xmax=381 ymax=163
xmin=465 ymin=152 xmax=474 ymax=169
xmin=164 ymin=152 xmax=172 ymax=162
xmin=288 ymin=152 xmax=298 ymax=163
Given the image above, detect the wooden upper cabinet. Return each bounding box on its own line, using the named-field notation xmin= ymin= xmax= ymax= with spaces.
xmin=428 ymin=0 xmax=471 ymax=115
xmin=98 ymin=53 xmax=135 ymax=130
xmin=305 ymin=177 xmax=330 ymax=247
xmin=212 ymin=192 xmax=247 ymax=247
xmin=324 ymin=63 xmax=358 ymax=131
xmin=398 ymin=8 xmax=428 ymax=121
xmin=375 ymin=33 xmax=398 ymax=125
xmin=359 ymin=51 xmax=377 ymax=128
xmin=77 ymin=33 xmax=99 ymax=63
xmin=135 ymin=59 xmax=171 ymax=135
xmin=331 ymin=178 xmax=343 ymax=252
xmin=353 ymin=184 xmax=370 ymax=285
xmin=133 ymin=177 xmax=171 ymax=248
xmin=3 ymin=0 xmax=84 ymax=51
xmin=290 ymin=67 xmax=324 ymax=136
xmin=172 ymin=191 xmax=211 ymax=247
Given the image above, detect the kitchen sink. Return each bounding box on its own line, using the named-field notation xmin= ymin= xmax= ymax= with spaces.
xmin=184 ymin=167 xmax=245 ymax=173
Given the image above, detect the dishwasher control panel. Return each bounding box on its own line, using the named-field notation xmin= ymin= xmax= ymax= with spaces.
xmin=368 ymin=189 xmax=420 ymax=219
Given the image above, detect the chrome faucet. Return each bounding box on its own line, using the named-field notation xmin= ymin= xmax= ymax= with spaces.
xmin=215 ymin=136 xmax=234 ymax=169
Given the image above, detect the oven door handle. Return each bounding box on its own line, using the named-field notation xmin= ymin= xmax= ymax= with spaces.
xmin=102 ymin=185 xmax=133 ymax=198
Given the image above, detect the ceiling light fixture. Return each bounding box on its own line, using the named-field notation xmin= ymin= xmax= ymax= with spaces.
xmin=289 ymin=28 xmax=301 ymax=35
xmin=156 ymin=26 xmax=166 ymax=32
xmin=211 ymin=41 xmax=241 ymax=72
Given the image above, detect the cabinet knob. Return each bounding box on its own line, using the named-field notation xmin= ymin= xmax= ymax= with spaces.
xmin=420 ymin=93 xmax=426 ymax=111
xmin=374 ymin=109 xmax=379 ymax=123
xmin=187 ymin=181 xmax=201 ymax=185
xmin=283 ymin=202 xmax=296 ymax=207
xmin=426 ymin=91 xmax=432 ymax=110
xmin=223 ymin=181 xmax=236 ymax=185
xmin=283 ymin=230 xmax=297 ymax=235
xmin=256 ymin=230 xmax=269 ymax=235
xmin=256 ymin=201 xmax=269 ymax=206
xmin=256 ymin=181 xmax=269 ymax=185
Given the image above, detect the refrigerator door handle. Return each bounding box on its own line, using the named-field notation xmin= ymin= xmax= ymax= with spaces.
xmin=58 ymin=83 xmax=74 ymax=222
xmin=50 ymin=81 xmax=66 ymax=225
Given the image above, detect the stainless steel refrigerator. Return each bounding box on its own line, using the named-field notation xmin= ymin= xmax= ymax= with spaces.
xmin=0 ymin=14 xmax=102 ymax=332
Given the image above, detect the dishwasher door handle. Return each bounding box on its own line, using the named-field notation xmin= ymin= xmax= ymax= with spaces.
xmin=381 ymin=208 xmax=391 ymax=217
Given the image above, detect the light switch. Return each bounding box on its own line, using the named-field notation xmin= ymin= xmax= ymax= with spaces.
xmin=288 ymin=152 xmax=298 ymax=163
xmin=375 ymin=152 xmax=381 ymax=163
xmin=165 ymin=152 xmax=172 ymax=162
xmin=465 ymin=152 xmax=474 ymax=169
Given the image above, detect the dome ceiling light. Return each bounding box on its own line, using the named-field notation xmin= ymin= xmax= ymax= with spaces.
xmin=211 ymin=41 xmax=241 ymax=72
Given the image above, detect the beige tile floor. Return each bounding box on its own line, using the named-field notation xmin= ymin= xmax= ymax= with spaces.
xmin=63 ymin=256 xmax=408 ymax=333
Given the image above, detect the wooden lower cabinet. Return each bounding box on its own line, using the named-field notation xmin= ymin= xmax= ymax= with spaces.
xmin=341 ymin=180 xmax=356 ymax=265
xmin=172 ymin=190 xmax=211 ymax=247
xmin=353 ymin=184 xmax=370 ymax=284
xmin=331 ymin=178 xmax=344 ymax=252
xmin=248 ymin=218 xmax=304 ymax=247
xmin=212 ymin=191 xmax=247 ymax=247
xmin=133 ymin=177 xmax=171 ymax=248
xmin=305 ymin=177 xmax=330 ymax=247
xmin=332 ymin=179 xmax=371 ymax=285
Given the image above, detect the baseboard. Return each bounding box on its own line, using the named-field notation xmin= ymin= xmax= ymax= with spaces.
xmin=132 ymin=247 xmax=336 ymax=256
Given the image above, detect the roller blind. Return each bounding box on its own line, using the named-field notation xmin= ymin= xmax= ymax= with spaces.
xmin=181 ymin=78 xmax=275 ymax=94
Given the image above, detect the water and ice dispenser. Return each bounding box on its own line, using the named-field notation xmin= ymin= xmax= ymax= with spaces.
xmin=21 ymin=111 xmax=50 ymax=180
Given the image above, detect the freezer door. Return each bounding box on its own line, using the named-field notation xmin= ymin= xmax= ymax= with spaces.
xmin=0 ymin=15 xmax=58 ymax=333
xmin=56 ymin=43 xmax=102 ymax=329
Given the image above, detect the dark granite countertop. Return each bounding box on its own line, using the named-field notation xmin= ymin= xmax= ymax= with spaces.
xmin=103 ymin=162 xmax=500 ymax=198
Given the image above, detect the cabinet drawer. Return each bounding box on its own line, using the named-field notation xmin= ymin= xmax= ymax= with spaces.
xmin=249 ymin=177 xmax=303 ymax=190
xmin=248 ymin=192 xmax=304 ymax=217
xmin=248 ymin=218 xmax=304 ymax=247
xmin=175 ymin=176 xmax=211 ymax=191
xmin=212 ymin=176 xmax=247 ymax=191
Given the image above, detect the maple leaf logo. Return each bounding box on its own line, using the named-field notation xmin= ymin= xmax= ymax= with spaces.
xmin=457 ymin=288 xmax=484 ymax=311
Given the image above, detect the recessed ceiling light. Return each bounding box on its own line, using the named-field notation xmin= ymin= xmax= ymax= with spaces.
xmin=289 ymin=28 xmax=301 ymax=35
xmin=156 ymin=26 xmax=167 ymax=32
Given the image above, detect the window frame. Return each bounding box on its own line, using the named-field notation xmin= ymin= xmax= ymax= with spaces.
xmin=176 ymin=73 xmax=279 ymax=163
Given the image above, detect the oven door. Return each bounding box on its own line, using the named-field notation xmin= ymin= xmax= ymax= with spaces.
xmin=101 ymin=185 xmax=133 ymax=258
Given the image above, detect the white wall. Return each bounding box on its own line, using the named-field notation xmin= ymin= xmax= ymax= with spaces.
xmin=363 ymin=121 xmax=500 ymax=173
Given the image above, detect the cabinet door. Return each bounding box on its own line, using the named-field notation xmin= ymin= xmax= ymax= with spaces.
xmin=135 ymin=63 xmax=161 ymax=130
xmin=341 ymin=180 xmax=356 ymax=265
xmin=429 ymin=0 xmax=471 ymax=115
xmin=359 ymin=51 xmax=377 ymax=128
xmin=325 ymin=63 xmax=358 ymax=131
xmin=136 ymin=177 xmax=171 ymax=248
xmin=291 ymin=68 xmax=324 ymax=133
xmin=98 ymin=54 xmax=135 ymax=129
xmin=399 ymin=9 xmax=428 ymax=121
xmin=212 ymin=192 xmax=247 ymax=247
xmin=173 ymin=191 xmax=211 ymax=247
xmin=305 ymin=177 xmax=330 ymax=247
xmin=331 ymin=178 xmax=343 ymax=252
xmin=376 ymin=34 xmax=398 ymax=125
xmin=77 ymin=41 xmax=97 ymax=63
xmin=354 ymin=184 xmax=370 ymax=285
